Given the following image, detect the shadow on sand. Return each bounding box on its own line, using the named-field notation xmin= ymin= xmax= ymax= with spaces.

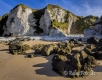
xmin=93 ymin=65 xmax=102 ymax=72
xmin=0 ymin=49 xmax=9 ymax=51
xmin=33 ymin=55 xmax=60 ymax=77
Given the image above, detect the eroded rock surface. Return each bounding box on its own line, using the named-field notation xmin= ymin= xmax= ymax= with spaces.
xmin=3 ymin=4 xmax=36 ymax=36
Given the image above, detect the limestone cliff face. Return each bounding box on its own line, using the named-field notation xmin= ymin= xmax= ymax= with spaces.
xmin=39 ymin=4 xmax=77 ymax=36
xmin=84 ymin=17 xmax=102 ymax=38
xmin=3 ymin=4 xmax=36 ymax=36
xmin=1 ymin=4 xmax=98 ymax=37
xmin=39 ymin=9 xmax=51 ymax=35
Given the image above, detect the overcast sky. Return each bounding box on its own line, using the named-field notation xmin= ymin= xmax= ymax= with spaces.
xmin=0 ymin=0 xmax=102 ymax=17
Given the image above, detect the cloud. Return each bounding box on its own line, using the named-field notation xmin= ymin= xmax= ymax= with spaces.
xmin=0 ymin=0 xmax=13 ymax=15
xmin=0 ymin=0 xmax=12 ymax=9
xmin=61 ymin=0 xmax=84 ymax=16
xmin=83 ymin=3 xmax=102 ymax=17
xmin=61 ymin=0 xmax=71 ymax=5
xmin=61 ymin=0 xmax=102 ymax=17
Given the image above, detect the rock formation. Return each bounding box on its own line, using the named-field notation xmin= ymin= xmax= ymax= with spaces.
xmin=0 ymin=13 xmax=8 ymax=36
xmin=84 ymin=17 xmax=102 ymax=38
xmin=3 ymin=4 xmax=36 ymax=36
xmin=0 ymin=4 xmax=98 ymax=36
xmin=39 ymin=4 xmax=77 ymax=36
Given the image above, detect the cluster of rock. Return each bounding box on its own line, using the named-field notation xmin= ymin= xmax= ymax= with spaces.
xmin=7 ymin=37 xmax=102 ymax=78
xmin=9 ymin=38 xmax=30 ymax=55
xmin=84 ymin=37 xmax=102 ymax=60
xmin=32 ymin=43 xmax=56 ymax=56
xmin=52 ymin=51 xmax=97 ymax=78
xmin=51 ymin=41 xmax=98 ymax=78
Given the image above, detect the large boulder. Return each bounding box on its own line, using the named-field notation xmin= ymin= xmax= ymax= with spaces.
xmin=41 ymin=45 xmax=54 ymax=56
xmin=9 ymin=40 xmax=30 ymax=55
xmin=52 ymin=54 xmax=67 ymax=61
xmin=84 ymin=44 xmax=102 ymax=60
xmin=52 ymin=50 xmax=98 ymax=78
xmin=32 ymin=44 xmax=44 ymax=54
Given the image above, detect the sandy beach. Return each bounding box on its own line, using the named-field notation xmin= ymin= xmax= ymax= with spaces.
xmin=0 ymin=40 xmax=102 ymax=80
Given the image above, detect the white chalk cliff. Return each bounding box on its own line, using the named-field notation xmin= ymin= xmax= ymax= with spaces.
xmin=1 ymin=4 xmax=98 ymax=37
xmin=39 ymin=4 xmax=77 ymax=36
xmin=3 ymin=4 xmax=36 ymax=36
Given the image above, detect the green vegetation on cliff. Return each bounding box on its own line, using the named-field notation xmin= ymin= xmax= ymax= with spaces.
xmin=46 ymin=4 xmax=61 ymax=10
xmin=75 ymin=15 xmax=99 ymax=33
xmin=51 ymin=19 xmax=68 ymax=30
xmin=0 ymin=16 xmax=2 ymax=21
xmin=11 ymin=4 xmax=29 ymax=12
xmin=0 ymin=13 xmax=8 ymax=36
xmin=46 ymin=4 xmax=76 ymax=31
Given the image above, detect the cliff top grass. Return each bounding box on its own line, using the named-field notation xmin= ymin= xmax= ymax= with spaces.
xmin=46 ymin=4 xmax=76 ymax=19
xmin=18 ymin=4 xmax=29 ymax=9
xmin=46 ymin=4 xmax=61 ymax=10
xmin=75 ymin=15 xmax=99 ymax=32
xmin=11 ymin=4 xmax=29 ymax=12
xmin=0 ymin=16 xmax=2 ymax=21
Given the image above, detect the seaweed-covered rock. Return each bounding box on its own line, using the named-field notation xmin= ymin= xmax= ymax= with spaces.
xmin=68 ymin=42 xmax=75 ymax=48
xmin=9 ymin=42 xmax=22 ymax=53
xmin=71 ymin=53 xmax=82 ymax=71
xmin=52 ymin=54 xmax=67 ymax=61
xmin=57 ymin=42 xmax=72 ymax=53
xmin=32 ymin=44 xmax=44 ymax=54
xmin=22 ymin=44 xmax=30 ymax=51
xmin=52 ymin=51 xmax=97 ymax=78
xmin=71 ymin=50 xmax=80 ymax=54
xmin=9 ymin=39 xmax=21 ymax=45
xmin=9 ymin=43 xmax=26 ymax=55
xmin=84 ymin=44 xmax=102 ymax=60
xmin=9 ymin=40 xmax=30 ymax=55
xmin=80 ymin=51 xmax=88 ymax=59
xmin=41 ymin=45 xmax=54 ymax=56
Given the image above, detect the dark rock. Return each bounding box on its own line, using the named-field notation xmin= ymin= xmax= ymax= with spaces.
xmin=69 ymin=39 xmax=77 ymax=44
xmin=52 ymin=50 xmax=97 ymax=78
xmin=32 ymin=44 xmax=44 ymax=54
xmin=78 ymin=38 xmax=82 ymax=41
xmin=87 ymin=37 xmax=99 ymax=44
xmin=41 ymin=45 xmax=54 ymax=56
xmin=99 ymin=38 xmax=102 ymax=43
xmin=9 ymin=40 xmax=30 ymax=55
xmin=52 ymin=54 xmax=67 ymax=61
xmin=28 ymin=54 xmax=34 ymax=58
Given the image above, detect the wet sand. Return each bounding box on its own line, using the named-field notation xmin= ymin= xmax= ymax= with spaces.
xmin=0 ymin=40 xmax=102 ymax=80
